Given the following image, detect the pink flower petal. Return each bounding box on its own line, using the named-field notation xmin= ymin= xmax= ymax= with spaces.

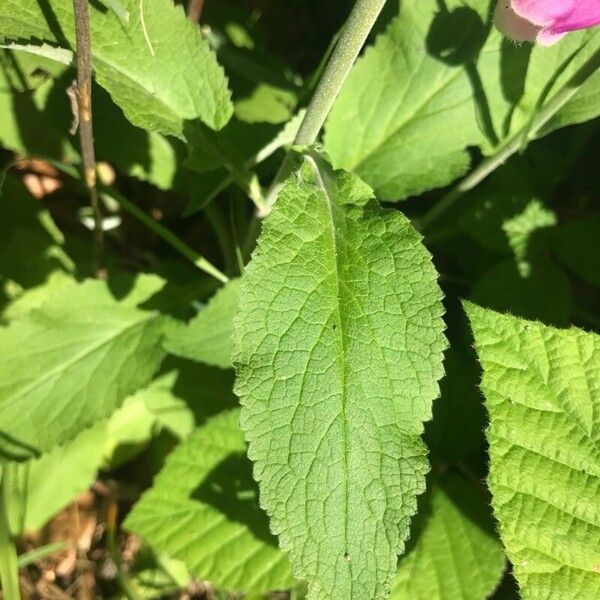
xmin=513 ymin=0 xmax=600 ymax=32
xmin=536 ymin=28 xmax=567 ymax=46
xmin=511 ymin=0 xmax=576 ymax=26
xmin=494 ymin=1 xmax=541 ymax=42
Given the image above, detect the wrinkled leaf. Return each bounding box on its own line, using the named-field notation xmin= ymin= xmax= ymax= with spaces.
xmin=234 ymin=158 xmax=446 ymax=599
xmin=468 ymin=304 xmax=600 ymax=599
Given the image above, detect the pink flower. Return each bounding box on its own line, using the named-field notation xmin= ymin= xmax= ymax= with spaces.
xmin=494 ymin=0 xmax=600 ymax=45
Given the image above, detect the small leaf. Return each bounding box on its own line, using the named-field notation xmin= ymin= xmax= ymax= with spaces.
xmin=467 ymin=304 xmax=600 ymax=599
xmin=391 ymin=474 xmax=505 ymax=600
xmin=164 ymin=279 xmax=240 ymax=369
xmin=0 ymin=277 xmax=167 ymax=460
xmin=234 ymin=159 xmax=447 ymax=599
xmin=125 ymin=409 xmax=296 ymax=595
xmin=7 ymin=424 xmax=107 ymax=534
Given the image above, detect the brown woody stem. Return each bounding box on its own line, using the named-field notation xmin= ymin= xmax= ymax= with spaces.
xmin=73 ymin=0 xmax=105 ymax=277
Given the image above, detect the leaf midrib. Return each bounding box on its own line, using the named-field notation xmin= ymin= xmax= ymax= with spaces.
xmin=311 ymin=159 xmax=353 ymax=587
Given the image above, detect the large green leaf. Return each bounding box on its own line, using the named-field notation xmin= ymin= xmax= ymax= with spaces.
xmin=125 ymin=409 xmax=296 ymax=595
xmin=164 ymin=279 xmax=240 ymax=369
xmin=324 ymin=0 xmax=600 ymax=201
xmin=0 ymin=0 xmax=232 ymax=137
xmin=0 ymin=277 xmax=167 ymax=460
xmin=467 ymin=304 xmax=600 ymax=599
xmin=233 ymin=158 xmax=447 ymax=599
xmin=391 ymin=474 xmax=505 ymax=600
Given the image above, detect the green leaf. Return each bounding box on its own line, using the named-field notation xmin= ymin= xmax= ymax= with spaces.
xmin=391 ymin=474 xmax=505 ymax=600
xmin=324 ymin=0 xmax=600 ymax=201
xmin=1 ymin=271 xmax=76 ymax=323
xmin=124 ymin=409 xmax=296 ymax=595
xmin=502 ymin=200 xmax=557 ymax=276
xmin=164 ymin=279 xmax=240 ymax=369
xmin=0 ymin=0 xmax=233 ymax=136
xmin=467 ymin=304 xmax=600 ymax=599
xmin=6 ymin=361 xmax=204 ymax=534
xmin=233 ymin=158 xmax=447 ymax=599
xmin=7 ymin=424 xmax=107 ymax=534
xmin=325 ymin=0 xmax=485 ymax=201
xmin=0 ymin=49 xmax=78 ymax=161
xmin=0 ymin=277 xmax=167 ymax=460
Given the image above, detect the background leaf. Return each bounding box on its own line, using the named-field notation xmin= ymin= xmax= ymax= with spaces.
xmin=391 ymin=474 xmax=505 ymax=600
xmin=324 ymin=0 xmax=600 ymax=201
xmin=0 ymin=276 xmax=167 ymax=460
xmin=125 ymin=409 xmax=296 ymax=595
xmin=0 ymin=0 xmax=233 ymax=136
xmin=467 ymin=304 xmax=600 ymax=599
xmin=164 ymin=278 xmax=240 ymax=369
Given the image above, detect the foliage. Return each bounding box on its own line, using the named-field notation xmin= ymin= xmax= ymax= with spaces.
xmin=467 ymin=305 xmax=600 ymax=599
xmin=0 ymin=1 xmax=598 ymax=599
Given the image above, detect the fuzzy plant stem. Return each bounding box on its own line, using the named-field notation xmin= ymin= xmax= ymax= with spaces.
xmin=262 ymin=0 xmax=387 ymax=214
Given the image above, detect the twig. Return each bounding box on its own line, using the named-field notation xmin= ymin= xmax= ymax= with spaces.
xmin=187 ymin=0 xmax=205 ymax=24
xmin=72 ymin=0 xmax=105 ymax=278
xmin=100 ymin=185 xmax=229 ymax=284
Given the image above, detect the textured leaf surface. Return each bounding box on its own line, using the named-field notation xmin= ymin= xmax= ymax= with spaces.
xmin=467 ymin=304 xmax=600 ymax=599
xmin=324 ymin=0 xmax=600 ymax=201
xmin=0 ymin=278 xmax=167 ymax=460
xmin=0 ymin=0 xmax=232 ymax=136
xmin=233 ymin=160 xmax=447 ymax=599
xmin=164 ymin=279 xmax=240 ymax=369
xmin=391 ymin=474 xmax=505 ymax=600
xmin=125 ymin=409 xmax=295 ymax=594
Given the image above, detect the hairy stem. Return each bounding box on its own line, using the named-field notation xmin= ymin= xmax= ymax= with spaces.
xmin=73 ymin=0 xmax=105 ymax=277
xmin=0 ymin=467 xmax=21 ymax=600
xmin=419 ymin=45 xmax=600 ymax=233
xmin=262 ymin=0 xmax=387 ymax=214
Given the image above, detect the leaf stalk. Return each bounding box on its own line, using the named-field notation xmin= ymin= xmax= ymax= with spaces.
xmin=262 ymin=0 xmax=387 ymax=214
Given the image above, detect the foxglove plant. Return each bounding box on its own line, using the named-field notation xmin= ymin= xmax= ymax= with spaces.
xmin=495 ymin=0 xmax=600 ymax=45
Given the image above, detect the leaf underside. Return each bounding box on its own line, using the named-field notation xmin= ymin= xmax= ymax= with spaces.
xmin=234 ymin=159 xmax=447 ymax=599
